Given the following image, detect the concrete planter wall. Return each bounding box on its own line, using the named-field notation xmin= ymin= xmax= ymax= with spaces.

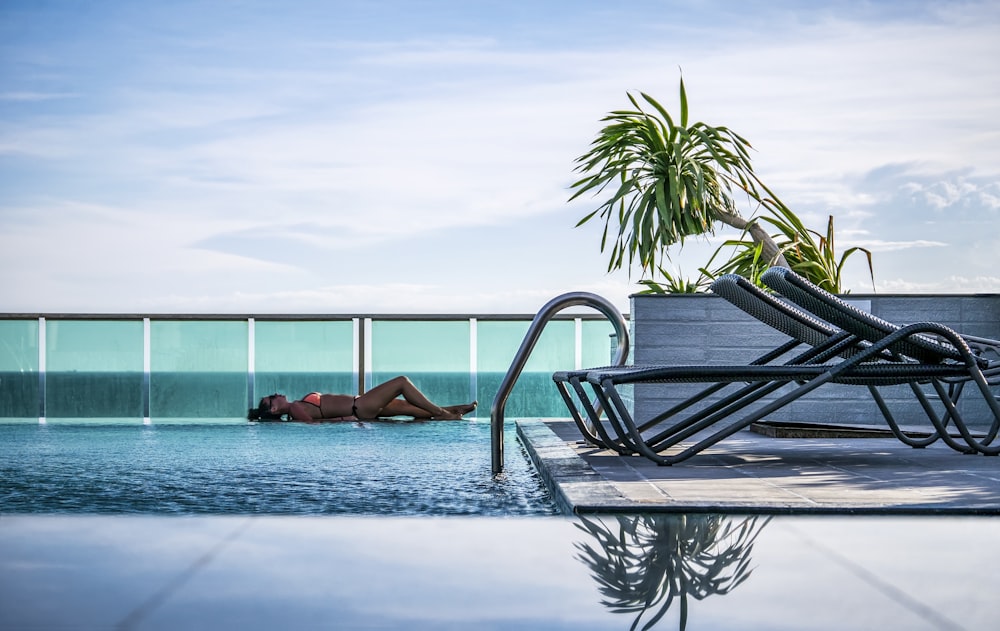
xmin=630 ymin=292 xmax=1000 ymax=430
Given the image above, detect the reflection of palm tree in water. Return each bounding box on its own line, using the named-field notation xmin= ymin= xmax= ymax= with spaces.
xmin=575 ymin=514 xmax=770 ymax=631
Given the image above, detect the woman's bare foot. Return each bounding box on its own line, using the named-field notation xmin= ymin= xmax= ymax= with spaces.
xmin=433 ymin=401 xmax=477 ymax=420
xmin=448 ymin=402 xmax=477 ymax=416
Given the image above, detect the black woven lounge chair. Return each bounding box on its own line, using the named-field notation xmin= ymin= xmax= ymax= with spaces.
xmin=557 ymin=273 xmax=999 ymax=465
xmin=553 ymin=274 xmax=849 ymax=455
xmin=762 ymin=266 xmax=1000 ymax=455
xmin=555 ymin=275 xmax=904 ymax=463
xmin=715 ymin=273 xmax=962 ymax=450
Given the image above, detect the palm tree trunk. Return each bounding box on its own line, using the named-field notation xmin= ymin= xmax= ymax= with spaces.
xmin=714 ymin=209 xmax=789 ymax=268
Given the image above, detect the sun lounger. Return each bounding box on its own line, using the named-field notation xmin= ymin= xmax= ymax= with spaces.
xmin=553 ymin=275 xmax=842 ymax=455
xmin=762 ymin=266 xmax=1000 ymax=455
xmin=557 ymin=275 xmax=909 ymax=463
xmin=556 ymin=272 xmax=997 ymax=464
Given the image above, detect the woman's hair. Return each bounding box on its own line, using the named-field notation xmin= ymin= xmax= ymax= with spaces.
xmin=247 ymin=395 xmax=284 ymax=422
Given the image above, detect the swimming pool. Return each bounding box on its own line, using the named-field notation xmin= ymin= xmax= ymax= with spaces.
xmin=3 ymin=420 xmax=999 ymax=629
xmin=0 ymin=421 xmax=558 ymax=516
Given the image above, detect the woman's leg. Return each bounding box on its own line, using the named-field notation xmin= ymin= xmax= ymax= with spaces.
xmin=355 ymin=376 xmax=460 ymax=419
xmin=378 ymin=399 xmax=478 ymax=419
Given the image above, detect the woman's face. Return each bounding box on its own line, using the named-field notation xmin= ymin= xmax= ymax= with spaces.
xmin=264 ymin=394 xmax=287 ymax=414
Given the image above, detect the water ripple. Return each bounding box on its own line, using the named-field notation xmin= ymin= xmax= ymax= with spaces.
xmin=0 ymin=422 xmax=557 ymax=516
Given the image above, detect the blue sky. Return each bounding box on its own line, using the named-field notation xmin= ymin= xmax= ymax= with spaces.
xmin=2 ymin=0 xmax=998 ymax=314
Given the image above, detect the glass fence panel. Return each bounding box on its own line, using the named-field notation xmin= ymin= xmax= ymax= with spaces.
xmin=371 ymin=320 xmax=471 ymax=412
xmin=45 ymin=320 xmax=144 ymax=420
xmin=0 ymin=320 xmax=39 ymax=420
xmin=477 ymin=320 xmax=575 ymax=418
xmin=2 ymin=315 xmax=625 ymax=422
xmin=581 ymin=319 xmax=618 ymax=368
xmin=254 ymin=320 xmax=355 ymax=404
xmin=151 ymin=321 xmax=248 ymax=419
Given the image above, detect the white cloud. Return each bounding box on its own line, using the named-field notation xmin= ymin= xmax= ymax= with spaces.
xmin=900 ymin=178 xmax=1000 ymax=211
xmin=851 ymin=239 xmax=948 ymax=252
xmin=1 ymin=1 xmax=999 ymax=312
xmin=0 ymin=91 xmax=79 ymax=101
xmin=878 ymin=275 xmax=1000 ymax=293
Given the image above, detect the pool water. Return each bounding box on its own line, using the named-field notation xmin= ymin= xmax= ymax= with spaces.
xmin=0 ymin=421 xmax=558 ymax=516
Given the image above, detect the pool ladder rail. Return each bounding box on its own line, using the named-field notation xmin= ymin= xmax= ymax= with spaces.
xmin=490 ymin=292 xmax=630 ymax=475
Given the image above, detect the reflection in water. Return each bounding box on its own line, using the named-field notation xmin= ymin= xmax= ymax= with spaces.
xmin=575 ymin=514 xmax=770 ymax=631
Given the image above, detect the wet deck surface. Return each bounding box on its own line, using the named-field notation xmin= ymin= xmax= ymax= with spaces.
xmin=5 ymin=512 xmax=999 ymax=630
xmin=517 ymin=419 xmax=1000 ymax=515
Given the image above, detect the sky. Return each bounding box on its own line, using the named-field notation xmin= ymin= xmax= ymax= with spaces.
xmin=1 ymin=0 xmax=998 ymax=315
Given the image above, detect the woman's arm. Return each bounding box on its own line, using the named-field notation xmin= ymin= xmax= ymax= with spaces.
xmin=287 ymin=402 xmax=319 ymax=422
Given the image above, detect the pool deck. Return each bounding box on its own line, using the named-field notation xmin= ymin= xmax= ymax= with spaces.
xmin=516 ymin=419 xmax=1000 ymax=515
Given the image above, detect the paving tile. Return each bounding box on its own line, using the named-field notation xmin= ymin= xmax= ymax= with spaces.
xmin=517 ymin=419 xmax=1000 ymax=515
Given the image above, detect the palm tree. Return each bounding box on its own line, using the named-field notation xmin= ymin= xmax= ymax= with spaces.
xmin=570 ymin=76 xmax=789 ymax=280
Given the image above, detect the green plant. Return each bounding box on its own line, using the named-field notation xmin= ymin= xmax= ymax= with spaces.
xmin=571 ymin=75 xmax=875 ymax=294
xmin=636 ymin=267 xmax=710 ymax=294
xmin=703 ymin=209 xmax=874 ymax=293
xmin=570 ymin=75 xmax=787 ymax=279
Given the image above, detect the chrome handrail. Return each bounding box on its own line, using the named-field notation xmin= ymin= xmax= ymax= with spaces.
xmin=491 ymin=292 xmax=630 ymax=475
